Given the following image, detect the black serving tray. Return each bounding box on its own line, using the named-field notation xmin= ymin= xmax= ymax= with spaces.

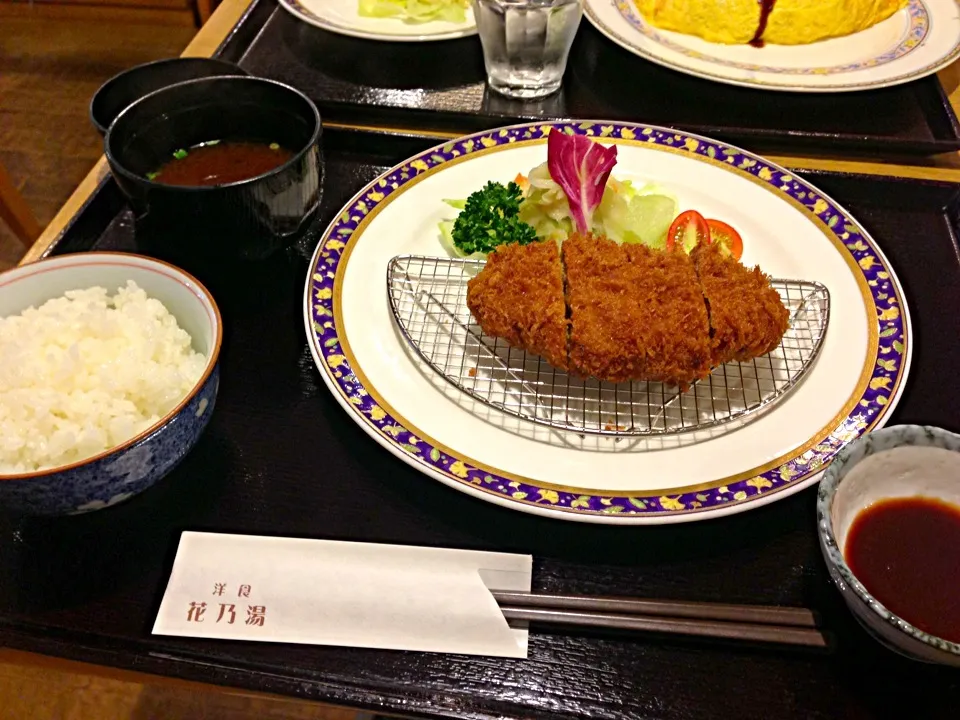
xmin=2 ymin=127 xmax=960 ymax=720
xmin=209 ymin=0 xmax=960 ymax=157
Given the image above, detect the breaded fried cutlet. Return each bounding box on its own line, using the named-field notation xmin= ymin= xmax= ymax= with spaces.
xmin=564 ymin=233 xmax=712 ymax=387
xmin=692 ymin=242 xmax=790 ymax=366
xmin=466 ymin=240 xmax=568 ymax=370
xmin=465 ymin=233 xmax=791 ymax=387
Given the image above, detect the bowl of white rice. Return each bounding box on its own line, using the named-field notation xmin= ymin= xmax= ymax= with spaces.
xmin=0 ymin=252 xmax=221 ymax=515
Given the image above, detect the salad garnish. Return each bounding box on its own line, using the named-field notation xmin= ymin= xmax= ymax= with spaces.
xmin=705 ymin=219 xmax=744 ymax=260
xmin=439 ymin=129 xmax=744 ymax=261
xmin=445 ymin=181 xmax=538 ymax=257
xmin=666 ymin=210 xmax=710 ymax=254
xmin=546 ymin=129 xmax=618 ymax=234
xmin=665 ymin=211 xmax=744 ymax=261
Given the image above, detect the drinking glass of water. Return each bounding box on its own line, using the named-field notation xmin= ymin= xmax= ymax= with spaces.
xmin=472 ymin=0 xmax=583 ymax=100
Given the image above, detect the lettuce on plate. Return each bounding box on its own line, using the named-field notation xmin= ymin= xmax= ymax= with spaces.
xmin=517 ymin=166 xmax=677 ymax=248
xmin=437 ymin=130 xmax=680 ymax=259
xmin=358 ymin=0 xmax=470 ymax=23
xmin=521 ymin=130 xmax=677 ymax=247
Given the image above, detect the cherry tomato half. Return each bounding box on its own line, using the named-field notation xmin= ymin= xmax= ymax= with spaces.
xmin=666 ymin=210 xmax=711 ymax=254
xmin=705 ymin=219 xmax=744 ymax=261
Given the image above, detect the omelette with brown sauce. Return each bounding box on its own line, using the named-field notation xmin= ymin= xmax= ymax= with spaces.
xmin=633 ymin=0 xmax=908 ymax=46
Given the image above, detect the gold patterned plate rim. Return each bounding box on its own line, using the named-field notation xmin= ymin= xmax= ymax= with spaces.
xmin=303 ymin=121 xmax=912 ymax=524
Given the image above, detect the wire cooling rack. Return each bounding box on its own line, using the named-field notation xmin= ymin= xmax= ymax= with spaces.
xmin=387 ymin=255 xmax=830 ymax=437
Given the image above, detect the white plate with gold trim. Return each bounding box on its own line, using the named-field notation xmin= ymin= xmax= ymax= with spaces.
xmin=277 ymin=0 xmax=476 ymax=42
xmin=584 ymin=0 xmax=960 ymax=92
xmin=304 ymin=121 xmax=911 ymax=523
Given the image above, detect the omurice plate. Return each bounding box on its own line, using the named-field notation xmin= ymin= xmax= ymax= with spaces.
xmin=584 ymin=0 xmax=960 ymax=92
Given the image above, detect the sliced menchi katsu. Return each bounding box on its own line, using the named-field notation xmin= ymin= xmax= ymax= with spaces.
xmin=691 ymin=242 xmax=790 ymax=367
xmin=564 ymin=233 xmax=713 ymax=387
xmin=465 ymin=239 xmax=569 ymax=371
xmin=465 ymin=234 xmax=791 ymax=387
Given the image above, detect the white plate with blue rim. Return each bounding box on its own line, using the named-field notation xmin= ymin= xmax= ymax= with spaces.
xmin=277 ymin=0 xmax=476 ymax=42
xmin=304 ymin=120 xmax=912 ymax=523
xmin=584 ymin=0 xmax=960 ymax=92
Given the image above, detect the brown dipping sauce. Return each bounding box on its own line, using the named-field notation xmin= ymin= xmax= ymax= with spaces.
xmin=845 ymin=497 xmax=960 ymax=644
xmin=749 ymin=0 xmax=777 ymax=48
xmin=150 ymin=141 xmax=294 ymax=187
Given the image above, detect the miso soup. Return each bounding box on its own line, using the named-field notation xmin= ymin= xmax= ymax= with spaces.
xmin=149 ymin=140 xmax=294 ymax=187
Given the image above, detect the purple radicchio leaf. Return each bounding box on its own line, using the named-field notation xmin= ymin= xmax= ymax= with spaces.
xmin=546 ymin=129 xmax=619 ymax=235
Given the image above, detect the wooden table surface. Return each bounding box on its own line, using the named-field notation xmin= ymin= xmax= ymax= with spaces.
xmin=9 ymin=1 xmax=960 ymax=715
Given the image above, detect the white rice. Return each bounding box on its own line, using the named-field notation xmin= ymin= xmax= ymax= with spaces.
xmin=0 ymin=281 xmax=208 ymax=474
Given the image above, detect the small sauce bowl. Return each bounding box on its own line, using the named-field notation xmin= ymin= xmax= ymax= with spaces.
xmin=817 ymin=424 xmax=960 ymax=666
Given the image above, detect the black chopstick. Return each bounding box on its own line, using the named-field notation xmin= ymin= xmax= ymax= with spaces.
xmin=498 ymin=606 xmax=829 ymax=648
xmin=491 ymin=591 xmax=827 ymax=649
xmin=491 ymin=591 xmax=819 ymax=627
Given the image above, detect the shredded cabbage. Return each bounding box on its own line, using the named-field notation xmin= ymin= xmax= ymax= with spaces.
xmin=517 ymin=162 xmax=575 ymax=243
xmin=436 ymin=164 xmax=679 ymax=259
xmin=358 ymin=0 xmax=469 ymax=23
xmin=516 ymin=162 xmax=678 ymax=248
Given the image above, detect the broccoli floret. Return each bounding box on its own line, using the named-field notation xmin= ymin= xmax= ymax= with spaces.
xmin=451 ymin=181 xmax=538 ymax=255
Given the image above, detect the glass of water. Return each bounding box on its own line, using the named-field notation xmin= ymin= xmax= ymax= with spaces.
xmin=472 ymin=0 xmax=583 ymax=100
